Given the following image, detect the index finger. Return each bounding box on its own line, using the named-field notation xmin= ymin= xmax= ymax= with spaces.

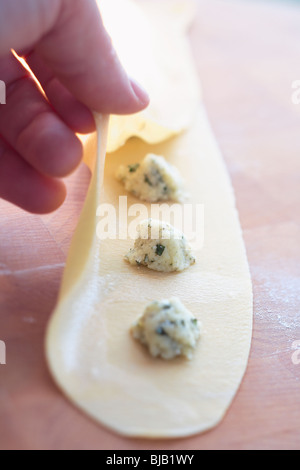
xmin=35 ymin=0 xmax=150 ymax=115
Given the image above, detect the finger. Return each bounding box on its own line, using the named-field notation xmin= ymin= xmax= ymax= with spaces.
xmin=0 ymin=137 xmax=66 ymax=214
xmin=0 ymin=0 xmax=61 ymax=55
xmin=0 ymin=54 xmax=83 ymax=178
xmin=24 ymin=50 xmax=96 ymax=134
xmin=34 ymin=0 xmax=150 ymax=114
xmin=0 ymin=0 xmax=149 ymax=115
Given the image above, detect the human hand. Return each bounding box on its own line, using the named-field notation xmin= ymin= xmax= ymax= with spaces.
xmin=0 ymin=0 xmax=149 ymax=213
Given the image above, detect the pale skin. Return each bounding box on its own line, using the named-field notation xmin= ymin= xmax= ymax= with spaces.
xmin=0 ymin=0 xmax=149 ymax=214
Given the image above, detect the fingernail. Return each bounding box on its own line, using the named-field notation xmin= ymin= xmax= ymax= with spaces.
xmin=129 ymin=77 xmax=150 ymax=107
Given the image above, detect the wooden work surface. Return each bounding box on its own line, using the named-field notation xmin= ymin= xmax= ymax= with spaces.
xmin=0 ymin=0 xmax=300 ymax=450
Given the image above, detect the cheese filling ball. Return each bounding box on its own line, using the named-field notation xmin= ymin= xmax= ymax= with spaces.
xmin=131 ymin=298 xmax=201 ymax=360
xmin=116 ymin=154 xmax=187 ymax=202
xmin=125 ymin=219 xmax=196 ymax=272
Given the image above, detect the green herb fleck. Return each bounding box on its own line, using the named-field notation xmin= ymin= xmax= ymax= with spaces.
xmin=156 ymin=326 xmax=168 ymax=336
xmin=163 ymin=304 xmax=171 ymax=310
xmin=128 ymin=163 xmax=140 ymax=173
xmin=144 ymin=175 xmax=153 ymax=186
xmin=155 ymin=244 xmax=165 ymax=256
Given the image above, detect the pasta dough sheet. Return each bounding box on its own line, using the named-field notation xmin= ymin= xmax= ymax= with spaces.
xmin=46 ymin=105 xmax=253 ymax=437
xmin=46 ymin=0 xmax=253 ymax=438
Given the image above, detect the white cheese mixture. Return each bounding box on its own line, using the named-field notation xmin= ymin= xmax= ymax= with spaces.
xmin=125 ymin=219 xmax=196 ymax=272
xmin=131 ymin=298 xmax=201 ymax=360
xmin=116 ymin=153 xmax=187 ymax=202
